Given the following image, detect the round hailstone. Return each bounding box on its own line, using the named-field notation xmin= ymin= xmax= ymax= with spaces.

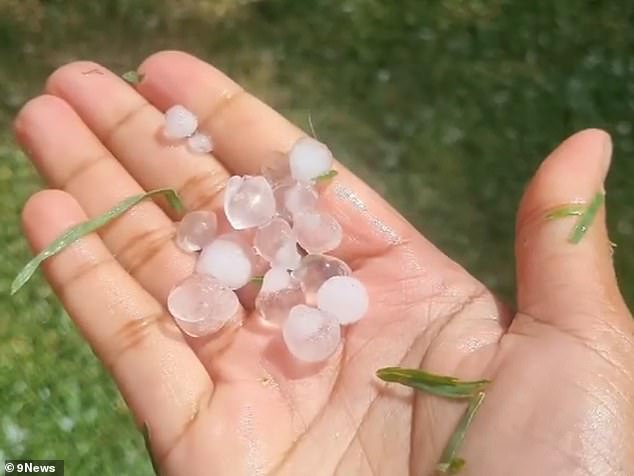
xmin=293 ymin=210 xmax=342 ymax=254
xmin=167 ymin=274 xmax=239 ymax=337
xmin=284 ymin=181 xmax=318 ymax=217
xmin=317 ymin=276 xmax=369 ymax=325
xmin=196 ymin=235 xmax=254 ymax=289
xmin=224 ymin=175 xmax=276 ymax=230
xmin=289 ymin=137 xmax=334 ymax=182
xmin=164 ymin=105 xmax=198 ymax=139
xmin=254 ymin=218 xmax=301 ymax=269
xmin=260 ymin=267 xmax=293 ymax=294
xmin=282 ymin=304 xmax=341 ymax=362
xmin=187 ymin=132 xmax=213 ymax=154
xmin=292 ymin=254 xmax=351 ymax=304
xmin=176 ymin=210 xmax=218 ymax=253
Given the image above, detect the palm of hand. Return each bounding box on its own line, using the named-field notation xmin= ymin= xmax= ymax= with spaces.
xmin=14 ymin=52 xmax=633 ymax=476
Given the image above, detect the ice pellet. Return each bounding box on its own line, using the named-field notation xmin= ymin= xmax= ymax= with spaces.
xmin=289 ymin=137 xmax=334 ymax=182
xmin=317 ymin=276 xmax=369 ymax=325
xmin=260 ymin=267 xmax=293 ymax=295
xmin=167 ymin=274 xmax=239 ymax=337
xmin=292 ymin=254 xmax=351 ymax=304
xmin=196 ymin=235 xmax=254 ymax=289
xmin=176 ymin=210 xmax=218 ymax=253
xmin=254 ymin=218 xmax=301 ymax=269
xmin=187 ymin=132 xmax=213 ymax=154
xmin=284 ymin=181 xmax=318 ymax=217
xmin=293 ymin=210 xmax=342 ymax=254
xmin=164 ymin=105 xmax=198 ymax=139
xmin=282 ymin=304 xmax=341 ymax=362
xmin=224 ymin=175 xmax=276 ymax=230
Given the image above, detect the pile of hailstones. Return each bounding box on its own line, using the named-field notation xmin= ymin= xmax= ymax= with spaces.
xmin=163 ymin=105 xmax=369 ymax=363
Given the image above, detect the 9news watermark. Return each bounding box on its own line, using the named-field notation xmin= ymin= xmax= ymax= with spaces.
xmin=4 ymin=460 xmax=63 ymax=475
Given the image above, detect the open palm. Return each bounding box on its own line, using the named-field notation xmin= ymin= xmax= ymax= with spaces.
xmin=15 ymin=52 xmax=633 ymax=476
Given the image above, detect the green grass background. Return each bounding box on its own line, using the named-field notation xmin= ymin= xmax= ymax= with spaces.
xmin=1 ymin=1 xmax=633 ymax=474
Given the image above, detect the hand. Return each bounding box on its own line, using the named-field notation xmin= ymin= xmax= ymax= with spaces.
xmin=14 ymin=51 xmax=633 ymax=476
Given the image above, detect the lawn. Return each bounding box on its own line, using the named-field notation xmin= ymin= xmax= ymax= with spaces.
xmin=1 ymin=1 xmax=633 ymax=474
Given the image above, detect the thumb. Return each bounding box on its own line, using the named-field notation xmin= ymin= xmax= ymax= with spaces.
xmin=515 ymin=128 xmax=630 ymax=332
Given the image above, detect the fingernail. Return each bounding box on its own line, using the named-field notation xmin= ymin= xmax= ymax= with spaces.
xmin=600 ymin=132 xmax=613 ymax=182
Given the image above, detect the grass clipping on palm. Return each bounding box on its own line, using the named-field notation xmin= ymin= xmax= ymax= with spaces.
xmin=376 ymin=367 xmax=490 ymax=474
xmin=11 ymin=188 xmax=184 ymax=295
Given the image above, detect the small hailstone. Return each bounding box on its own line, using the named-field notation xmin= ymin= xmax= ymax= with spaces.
xmin=196 ymin=235 xmax=254 ymax=289
xmin=284 ymin=181 xmax=318 ymax=217
xmin=254 ymin=218 xmax=301 ymax=269
xmin=261 ymin=267 xmax=293 ymax=294
xmin=164 ymin=105 xmax=198 ymax=139
xmin=317 ymin=276 xmax=369 ymax=325
xmin=176 ymin=210 xmax=217 ymax=252
xmin=292 ymin=254 xmax=351 ymax=304
xmin=282 ymin=304 xmax=341 ymax=362
xmin=187 ymin=132 xmax=213 ymax=154
xmin=224 ymin=175 xmax=276 ymax=230
xmin=289 ymin=137 xmax=334 ymax=182
xmin=293 ymin=210 xmax=342 ymax=254
xmin=167 ymin=274 xmax=239 ymax=337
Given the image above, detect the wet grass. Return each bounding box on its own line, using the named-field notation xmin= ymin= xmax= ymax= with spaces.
xmin=1 ymin=1 xmax=633 ymax=473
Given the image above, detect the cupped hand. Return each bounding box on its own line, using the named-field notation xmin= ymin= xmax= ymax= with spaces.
xmin=14 ymin=51 xmax=634 ymax=476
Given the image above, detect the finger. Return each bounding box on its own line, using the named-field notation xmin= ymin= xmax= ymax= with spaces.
xmin=514 ymin=128 xmax=631 ymax=331
xmin=14 ymin=94 xmax=193 ymax=303
xmin=21 ymin=189 xmax=212 ymax=457
xmin=44 ymin=61 xmax=230 ymax=215
xmin=137 ymin=50 xmax=420 ymax=262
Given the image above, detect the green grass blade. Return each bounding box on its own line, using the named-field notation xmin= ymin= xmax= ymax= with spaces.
xmin=250 ymin=275 xmax=264 ymax=285
xmin=11 ymin=188 xmax=184 ymax=295
xmin=314 ymin=169 xmax=338 ymax=182
xmin=376 ymin=367 xmax=489 ymax=399
xmin=568 ymin=192 xmax=604 ymax=244
xmin=437 ymin=391 xmax=486 ymax=474
xmin=122 ymin=70 xmax=145 ymax=85
xmin=545 ymin=204 xmax=585 ymax=220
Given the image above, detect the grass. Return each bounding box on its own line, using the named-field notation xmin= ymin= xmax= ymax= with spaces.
xmin=1 ymin=0 xmax=633 ymax=473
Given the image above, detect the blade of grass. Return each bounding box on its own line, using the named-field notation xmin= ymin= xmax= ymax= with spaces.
xmin=545 ymin=203 xmax=585 ymax=220
xmin=436 ymin=391 xmax=486 ymax=474
xmin=11 ymin=188 xmax=184 ymax=295
xmin=122 ymin=70 xmax=145 ymax=85
xmin=314 ymin=169 xmax=338 ymax=182
xmin=376 ymin=367 xmax=489 ymax=399
xmin=568 ymin=192 xmax=605 ymax=244
xmin=250 ymin=275 xmax=264 ymax=285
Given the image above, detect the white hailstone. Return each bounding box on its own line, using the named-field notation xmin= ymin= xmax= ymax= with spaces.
xmin=224 ymin=175 xmax=276 ymax=230
xmin=284 ymin=181 xmax=318 ymax=217
xmin=292 ymin=254 xmax=351 ymax=304
xmin=187 ymin=132 xmax=213 ymax=154
xmin=260 ymin=267 xmax=293 ymax=294
xmin=317 ymin=276 xmax=369 ymax=325
xmin=196 ymin=235 xmax=254 ymax=289
xmin=176 ymin=210 xmax=218 ymax=253
xmin=254 ymin=217 xmax=301 ymax=269
xmin=261 ymin=154 xmax=292 ymax=187
xmin=293 ymin=210 xmax=342 ymax=254
xmin=167 ymin=274 xmax=239 ymax=337
xmin=164 ymin=105 xmax=198 ymax=139
xmin=289 ymin=137 xmax=334 ymax=182
xmin=282 ymin=304 xmax=341 ymax=362
xmin=274 ymin=240 xmax=302 ymax=270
